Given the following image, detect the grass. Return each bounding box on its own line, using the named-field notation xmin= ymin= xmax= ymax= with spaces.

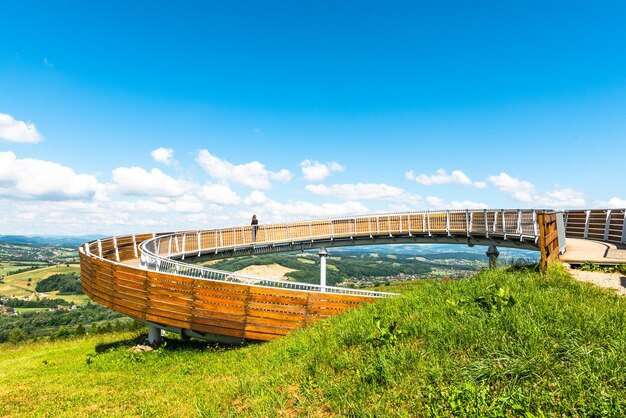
xmin=1 ymin=263 xmax=626 ymax=416
xmin=0 ymin=264 xmax=81 ymax=299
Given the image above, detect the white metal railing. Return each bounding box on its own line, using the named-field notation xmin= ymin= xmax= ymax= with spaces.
xmin=109 ymin=209 xmax=543 ymax=297
xmin=564 ymin=209 xmax=626 ymax=245
xmin=138 ymin=250 xmax=397 ymax=298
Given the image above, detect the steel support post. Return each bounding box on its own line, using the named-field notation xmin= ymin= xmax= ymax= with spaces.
xmin=147 ymin=323 xmax=164 ymax=346
xmin=486 ymin=245 xmax=500 ymax=269
xmin=319 ymin=247 xmax=328 ymax=292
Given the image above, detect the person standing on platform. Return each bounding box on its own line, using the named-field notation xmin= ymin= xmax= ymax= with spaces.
xmin=251 ymin=214 xmax=259 ymax=243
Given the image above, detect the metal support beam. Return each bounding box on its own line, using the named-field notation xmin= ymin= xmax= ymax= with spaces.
xmin=622 ymin=211 xmax=626 ymax=244
xmin=486 ymin=245 xmax=500 ymax=269
xmin=604 ymin=210 xmax=612 ymax=241
xmin=147 ymin=323 xmax=164 ymax=346
xmin=319 ymin=247 xmax=328 ymax=292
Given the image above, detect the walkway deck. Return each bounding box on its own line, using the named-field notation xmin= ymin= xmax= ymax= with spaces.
xmin=561 ymin=238 xmax=626 ymax=265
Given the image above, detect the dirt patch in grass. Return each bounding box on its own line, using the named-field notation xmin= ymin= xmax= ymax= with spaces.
xmin=235 ymin=263 xmax=297 ymax=280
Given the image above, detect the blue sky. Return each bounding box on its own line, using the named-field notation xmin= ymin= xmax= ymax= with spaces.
xmin=1 ymin=1 xmax=625 ymax=235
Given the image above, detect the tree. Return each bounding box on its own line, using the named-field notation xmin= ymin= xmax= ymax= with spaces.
xmin=75 ymin=323 xmax=86 ymax=336
xmin=8 ymin=327 xmax=27 ymax=344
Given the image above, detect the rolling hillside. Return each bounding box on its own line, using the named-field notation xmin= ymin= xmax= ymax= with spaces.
xmin=1 ymin=264 xmax=625 ymax=417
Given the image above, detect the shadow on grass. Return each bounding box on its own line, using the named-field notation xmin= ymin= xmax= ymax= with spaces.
xmin=504 ymin=262 xmax=540 ymax=273
xmin=95 ymin=334 xmax=146 ymax=353
xmin=620 ymin=276 xmax=626 ymax=290
xmin=94 ymin=333 xmax=255 ymax=354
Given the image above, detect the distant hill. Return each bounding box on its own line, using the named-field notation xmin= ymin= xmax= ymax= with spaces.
xmin=0 ymin=235 xmax=106 ymax=247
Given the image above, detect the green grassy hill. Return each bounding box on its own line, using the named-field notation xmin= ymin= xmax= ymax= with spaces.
xmin=0 ymin=264 xmax=85 ymax=303
xmin=2 ymin=264 xmax=626 ymax=417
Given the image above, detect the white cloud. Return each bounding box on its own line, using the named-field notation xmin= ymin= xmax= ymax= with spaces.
xmin=0 ymin=113 xmax=43 ymax=143
xmin=488 ymin=172 xmax=586 ymax=208
xmin=300 ymin=160 xmax=345 ymax=182
xmin=151 ymin=147 xmax=174 ymax=165
xmin=488 ymin=172 xmax=535 ymax=202
xmin=200 ymin=183 xmax=241 ymax=205
xmin=169 ymin=195 xmax=204 ymax=213
xmin=270 ymin=169 xmax=292 ymax=183
xmin=407 ymin=168 xmax=485 ymax=188
xmin=598 ymin=197 xmax=626 ymax=208
xmin=593 ymin=198 xmax=626 ymax=209
xmin=244 ymin=190 xmax=270 ymax=206
xmin=426 ymin=196 xmax=489 ymax=210
xmin=249 ymin=199 xmax=368 ymax=222
xmin=533 ymin=188 xmax=586 ymax=208
xmin=0 ymin=151 xmax=97 ymax=200
xmin=305 ymin=183 xmax=404 ymax=200
xmin=112 ymin=166 xmax=184 ymax=197
xmin=110 ymin=199 xmax=169 ymax=213
xmin=197 ymin=150 xmax=291 ymax=189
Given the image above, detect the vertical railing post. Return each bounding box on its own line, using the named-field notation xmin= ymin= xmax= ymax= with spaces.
xmin=197 ymin=231 xmax=202 ymax=257
xmin=538 ymin=212 xmax=548 ymax=272
xmin=584 ymin=210 xmax=591 ymax=239
xmin=132 ymin=234 xmax=138 ymax=258
xmin=181 ymin=233 xmax=186 ymax=260
xmin=110 ymin=237 xmax=118 ymax=261
xmin=484 ymin=209 xmax=489 ymax=238
xmin=621 ymin=211 xmax=626 ymax=244
xmin=604 ymin=210 xmax=612 ymax=241
xmin=319 ymin=247 xmax=328 ymax=292
xmin=465 ymin=210 xmax=470 ymax=237
xmin=309 ymin=221 xmax=313 ymax=241
xmin=493 ymin=210 xmax=498 ymax=233
xmin=427 ymin=212 xmax=432 ymax=236
xmin=407 ymin=213 xmax=412 ymax=237
xmin=533 ymin=210 xmax=538 ymax=238
xmin=445 ymin=210 xmax=450 ymax=236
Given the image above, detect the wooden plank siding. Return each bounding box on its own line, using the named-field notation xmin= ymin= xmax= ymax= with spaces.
xmin=79 ymin=239 xmax=378 ymax=341
xmin=564 ymin=209 xmax=626 ymax=245
xmin=81 ymin=210 xmax=554 ymax=341
xmin=538 ymin=212 xmax=560 ymax=272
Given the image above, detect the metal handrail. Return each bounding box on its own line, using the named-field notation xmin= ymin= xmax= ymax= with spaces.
xmin=116 ymin=209 xmax=543 ymax=298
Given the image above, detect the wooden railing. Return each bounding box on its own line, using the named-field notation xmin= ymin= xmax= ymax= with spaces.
xmin=79 ymin=209 xmax=566 ymax=341
xmin=538 ymin=212 xmax=560 ymax=271
xmin=564 ymin=209 xmax=626 ymax=245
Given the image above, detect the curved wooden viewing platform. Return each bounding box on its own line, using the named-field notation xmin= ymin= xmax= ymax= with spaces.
xmin=79 ymin=208 xmax=625 ymax=344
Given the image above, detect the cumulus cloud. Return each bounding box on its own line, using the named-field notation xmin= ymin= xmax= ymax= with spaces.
xmin=598 ymin=197 xmax=626 ymax=208
xmin=533 ymin=188 xmax=586 ymax=208
xmin=270 ymin=169 xmax=292 ymax=183
xmin=200 ymin=183 xmax=241 ymax=205
xmin=305 ymin=183 xmax=404 ymax=200
xmin=488 ymin=172 xmax=536 ymax=202
xmin=426 ymin=196 xmax=489 ymax=210
xmin=243 ymin=198 xmax=368 ymax=222
xmin=300 ymin=160 xmax=345 ymax=182
xmin=197 ymin=150 xmax=291 ymax=189
xmin=111 ymin=166 xmax=184 ymax=197
xmin=244 ymin=190 xmax=270 ymax=206
xmin=488 ymin=172 xmax=585 ymax=208
xmin=151 ymin=147 xmax=174 ymax=165
xmin=0 ymin=151 xmax=97 ymax=200
xmin=406 ymin=168 xmax=485 ymax=188
xmin=169 ymin=195 xmax=204 ymax=213
xmin=0 ymin=113 xmax=43 ymax=143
